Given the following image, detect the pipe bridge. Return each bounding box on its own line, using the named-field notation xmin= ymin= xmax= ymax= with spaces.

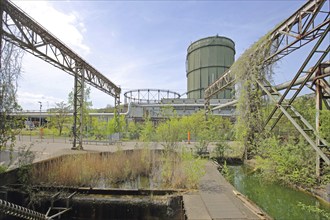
xmin=205 ymin=0 xmax=330 ymax=174
xmin=0 ymin=0 xmax=121 ymax=150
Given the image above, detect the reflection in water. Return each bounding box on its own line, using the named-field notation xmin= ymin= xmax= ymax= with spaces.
xmin=228 ymin=165 xmax=330 ymax=220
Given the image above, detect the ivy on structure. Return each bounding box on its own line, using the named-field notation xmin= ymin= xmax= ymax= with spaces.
xmin=231 ymin=32 xmax=274 ymax=159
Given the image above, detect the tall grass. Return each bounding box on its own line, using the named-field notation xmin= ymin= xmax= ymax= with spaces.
xmin=30 ymin=149 xmax=206 ymax=189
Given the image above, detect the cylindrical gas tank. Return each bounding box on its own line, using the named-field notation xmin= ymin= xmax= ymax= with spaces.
xmin=186 ymin=36 xmax=235 ymax=99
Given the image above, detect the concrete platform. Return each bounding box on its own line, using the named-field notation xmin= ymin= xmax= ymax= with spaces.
xmin=183 ymin=161 xmax=268 ymax=220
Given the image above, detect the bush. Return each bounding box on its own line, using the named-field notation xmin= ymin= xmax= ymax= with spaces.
xmin=255 ymin=136 xmax=317 ymax=187
xmin=214 ymin=142 xmax=229 ymax=158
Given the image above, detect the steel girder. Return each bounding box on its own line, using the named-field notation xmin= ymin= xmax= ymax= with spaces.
xmin=0 ymin=0 xmax=121 ymax=149
xmin=266 ymin=0 xmax=329 ymax=64
xmin=114 ymin=93 xmax=120 ymax=132
xmin=204 ymin=0 xmax=330 ymax=165
xmin=204 ymin=0 xmax=330 ymax=101
xmin=264 ymin=25 xmax=330 ymax=130
xmin=255 ymin=74 xmax=330 ymax=165
xmin=72 ymin=67 xmax=84 ymax=150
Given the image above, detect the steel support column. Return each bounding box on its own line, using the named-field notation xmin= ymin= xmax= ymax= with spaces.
xmin=0 ymin=1 xmax=3 ymax=61
xmin=0 ymin=3 xmax=3 ymax=140
xmin=114 ymin=92 xmax=120 ymax=132
xmin=315 ymin=67 xmax=322 ymax=178
xmin=0 ymin=2 xmax=3 ymax=106
xmin=72 ymin=66 xmax=84 ymax=150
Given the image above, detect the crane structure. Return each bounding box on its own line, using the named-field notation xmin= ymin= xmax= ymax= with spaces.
xmin=205 ymin=0 xmax=330 ymax=174
xmin=0 ymin=0 xmax=121 ymax=150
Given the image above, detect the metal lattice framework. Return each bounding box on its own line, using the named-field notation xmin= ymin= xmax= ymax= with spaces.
xmin=0 ymin=0 xmax=121 ymax=149
xmin=205 ymin=0 xmax=329 ymax=101
xmin=124 ymin=89 xmax=181 ymax=104
xmin=204 ymin=0 xmax=330 ymax=170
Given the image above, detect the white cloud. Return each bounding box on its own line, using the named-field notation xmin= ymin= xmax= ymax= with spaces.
xmin=11 ymin=1 xmax=90 ymax=109
xmin=13 ymin=1 xmax=89 ymax=56
xmin=17 ymin=91 xmax=64 ymax=111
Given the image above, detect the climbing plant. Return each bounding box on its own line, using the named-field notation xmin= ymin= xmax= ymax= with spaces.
xmin=231 ymin=32 xmax=274 ymax=159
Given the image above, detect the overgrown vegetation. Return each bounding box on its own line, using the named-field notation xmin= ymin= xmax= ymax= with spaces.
xmin=297 ymin=202 xmax=330 ymax=219
xmin=221 ymin=24 xmax=330 ymax=191
xmin=30 ymin=149 xmax=206 ymax=189
xmin=232 ymin=32 xmax=273 ymax=159
xmin=248 ymin=95 xmax=330 ymax=188
xmin=255 ymin=136 xmax=319 ymax=187
xmin=0 ymin=37 xmax=24 ymax=170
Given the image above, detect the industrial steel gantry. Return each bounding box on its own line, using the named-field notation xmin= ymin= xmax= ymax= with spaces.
xmin=205 ymin=0 xmax=330 ymax=175
xmin=0 ymin=0 xmax=121 ymax=150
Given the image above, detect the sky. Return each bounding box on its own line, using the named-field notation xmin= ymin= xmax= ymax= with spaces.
xmin=11 ymin=0 xmax=307 ymax=110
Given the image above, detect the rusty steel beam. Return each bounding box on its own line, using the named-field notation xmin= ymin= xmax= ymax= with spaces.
xmin=255 ymin=77 xmax=330 ymax=165
xmin=0 ymin=0 xmax=120 ymax=97
xmin=204 ymin=69 xmax=234 ymax=100
xmin=265 ymin=28 xmax=329 ymax=130
xmin=204 ymin=0 xmax=329 ymax=101
xmin=266 ymin=0 xmax=329 ymax=63
xmin=210 ymin=62 xmax=330 ymax=111
xmin=0 ymin=0 xmax=121 ymax=149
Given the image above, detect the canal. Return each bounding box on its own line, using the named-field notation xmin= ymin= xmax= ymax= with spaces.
xmin=228 ymin=165 xmax=330 ymax=220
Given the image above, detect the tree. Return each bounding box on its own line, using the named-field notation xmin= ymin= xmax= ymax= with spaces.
xmin=0 ymin=39 xmax=24 ymax=152
xmin=51 ymin=101 xmax=70 ymax=136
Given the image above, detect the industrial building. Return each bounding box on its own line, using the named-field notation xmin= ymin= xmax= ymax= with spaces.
xmin=123 ymin=35 xmax=236 ymax=122
xmin=17 ymin=35 xmax=237 ymax=124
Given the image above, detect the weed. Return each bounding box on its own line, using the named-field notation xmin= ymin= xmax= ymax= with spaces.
xmin=30 ymin=149 xmax=206 ymax=190
xmin=194 ymin=140 xmax=209 ymax=157
xmin=297 ymin=202 xmax=330 ymax=219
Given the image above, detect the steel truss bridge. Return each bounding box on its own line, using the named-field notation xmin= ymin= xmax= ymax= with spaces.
xmin=0 ymin=0 xmax=121 ymax=150
xmin=205 ymin=0 xmax=330 ymax=175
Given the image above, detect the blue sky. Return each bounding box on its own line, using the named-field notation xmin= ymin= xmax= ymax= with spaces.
xmin=13 ymin=0 xmax=306 ymax=110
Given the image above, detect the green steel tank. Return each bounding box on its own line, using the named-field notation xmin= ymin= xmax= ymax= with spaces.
xmin=186 ymin=36 xmax=235 ymax=99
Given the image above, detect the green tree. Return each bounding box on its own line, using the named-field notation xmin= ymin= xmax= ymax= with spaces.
xmin=50 ymin=101 xmax=70 ymax=136
xmin=140 ymin=118 xmax=155 ymax=141
xmin=156 ymin=116 xmax=182 ymax=150
xmin=0 ymin=40 xmax=24 ymax=153
xmin=106 ymin=115 xmax=126 ymax=135
xmin=127 ymin=121 xmax=141 ymax=140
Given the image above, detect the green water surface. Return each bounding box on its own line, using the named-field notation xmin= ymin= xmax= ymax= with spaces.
xmin=228 ymin=165 xmax=330 ymax=220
